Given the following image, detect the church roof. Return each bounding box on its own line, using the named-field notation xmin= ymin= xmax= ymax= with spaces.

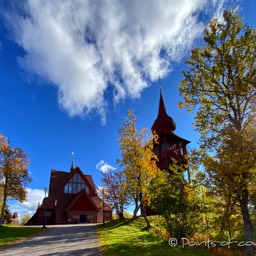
xmin=49 ymin=167 xmax=96 ymax=195
xmin=151 ymin=89 xmax=176 ymax=134
xmin=39 ymin=167 xmax=112 ymax=211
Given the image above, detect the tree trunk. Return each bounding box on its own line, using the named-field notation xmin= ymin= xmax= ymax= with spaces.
xmin=140 ymin=203 xmax=150 ymax=229
xmin=239 ymin=188 xmax=254 ymax=256
xmin=0 ymin=179 xmax=8 ymax=225
xmin=133 ymin=196 xmax=140 ymax=218
xmin=0 ymin=196 xmax=6 ymax=225
xmin=139 ymin=193 xmax=150 ymax=229
xmin=115 ymin=203 xmax=124 ymax=219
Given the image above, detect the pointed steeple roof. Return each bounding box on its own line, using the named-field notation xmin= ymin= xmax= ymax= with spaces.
xmin=158 ymin=88 xmax=168 ymax=118
xmin=70 ymin=152 xmax=75 ymax=172
xmin=151 ymin=88 xmax=176 ymax=134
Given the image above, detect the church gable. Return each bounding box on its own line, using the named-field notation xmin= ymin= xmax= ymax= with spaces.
xmin=54 ymin=167 xmax=95 ymax=195
xmin=66 ymin=190 xmax=99 ymax=212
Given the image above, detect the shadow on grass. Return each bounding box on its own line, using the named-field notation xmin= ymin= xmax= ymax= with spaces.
xmin=99 ymin=240 xmax=214 ymax=256
xmin=0 ymin=226 xmax=46 ymax=239
xmin=97 ymin=219 xmax=247 ymax=256
xmin=97 ymin=218 xmax=136 ymax=231
xmin=0 ymin=225 xmax=48 ymax=248
xmin=97 ymin=219 xmax=214 ymax=256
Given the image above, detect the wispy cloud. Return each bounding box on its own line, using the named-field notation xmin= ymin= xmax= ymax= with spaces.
xmin=3 ymin=0 xmax=229 ymax=124
xmin=9 ymin=188 xmax=45 ymax=218
xmin=96 ymin=160 xmax=115 ymax=173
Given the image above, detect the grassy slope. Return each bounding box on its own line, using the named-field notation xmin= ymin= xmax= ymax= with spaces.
xmin=97 ymin=218 xmax=214 ymax=256
xmin=0 ymin=225 xmax=47 ymax=248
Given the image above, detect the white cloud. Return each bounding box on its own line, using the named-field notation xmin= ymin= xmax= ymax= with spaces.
xmin=5 ymin=0 xmax=229 ymax=124
xmin=96 ymin=160 xmax=116 ymax=173
xmin=9 ymin=188 xmax=45 ymax=218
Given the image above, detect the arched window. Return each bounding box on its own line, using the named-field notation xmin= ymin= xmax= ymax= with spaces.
xmin=64 ymin=173 xmax=89 ymax=194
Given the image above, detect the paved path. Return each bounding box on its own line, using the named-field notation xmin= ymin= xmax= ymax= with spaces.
xmin=0 ymin=224 xmax=100 ymax=256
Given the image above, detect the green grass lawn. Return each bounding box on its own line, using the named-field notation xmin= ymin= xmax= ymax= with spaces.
xmin=97 ymin=218 xmax=214 ymax=256
xmin=0 ymin=225 xmax=47 ymax=248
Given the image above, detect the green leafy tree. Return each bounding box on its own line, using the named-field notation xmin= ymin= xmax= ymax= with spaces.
xmin=149 ymin=162 xmax=201 ymax=241
xmin=179 ymin=9 xmax=256 ymax=256
xmin=117 ymin=110 xmax=159 ymax=228
xmin=190 ymin=151 xmax=244 ymax=239
xmin=0 ymin=134 xmax=32 ymax=225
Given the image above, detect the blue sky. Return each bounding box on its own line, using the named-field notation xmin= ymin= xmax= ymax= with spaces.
xmin=0 ymin=0 xmax=255 ymax=218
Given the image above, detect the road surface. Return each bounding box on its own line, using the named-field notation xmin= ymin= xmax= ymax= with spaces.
xmin=0 ymin=224 xmax=100 ymax=256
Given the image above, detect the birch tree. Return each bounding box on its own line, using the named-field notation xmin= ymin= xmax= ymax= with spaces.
xmin=179 ymin=9 xmax=256 ymax=256
xmin=117 ymin=110 xmax=159 ymax=228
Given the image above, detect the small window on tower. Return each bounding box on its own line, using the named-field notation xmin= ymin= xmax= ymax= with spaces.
xmin=179 ymin=142 xmax=183 ymax=155
xmin=166 ymin=142 xmax=170 ymax=151
xmin=161 ymin=142 xmax=165 ymax=152
xmin=173 ymin=144 xmax=180 ymax=154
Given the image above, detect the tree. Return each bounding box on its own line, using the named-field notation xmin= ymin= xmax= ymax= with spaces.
xmin=100 ymin=167 xmax=130 ymax=219
xmin=149 ymin=161 xmax=201 ymax=241
xmin=117 ymin=110 xmax=160 ymax=228
xmin=2 ymin=205 xmax=12 ymax=224
xmin=179 ymin=9 xmax=256 ymax=256
xmin=0 ymin=185 xmax=3 ymax=215
xmin=0 ymin=134 xmax=32 ymax=225
xmin=202 ymin=127 xmax=256 ymax=240
xmin=190 ymin=150 xmax=245 ymax=239
xmin=20 ymin=214 xmax=31 ymax=226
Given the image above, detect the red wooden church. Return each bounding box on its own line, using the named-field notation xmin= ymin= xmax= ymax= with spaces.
xmin=27 ymin=166 xmax=112 ymax=225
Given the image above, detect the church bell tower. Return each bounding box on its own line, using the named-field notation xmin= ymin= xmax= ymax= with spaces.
xmin=151 ymin=88 xmax=190 ymax=172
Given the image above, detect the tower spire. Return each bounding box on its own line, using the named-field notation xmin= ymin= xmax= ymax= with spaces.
xmin=157 ymin=77 xmax=168 ymax=119
xmin=159 ymin=75 xmax=163 ymax=93
xmin=158 ymin=75 xmax=163 ymax=90
xmin=151 ymin=82 xmax=176 ymax=134
xmin=70 ymin=152 xmax=75 ymax=171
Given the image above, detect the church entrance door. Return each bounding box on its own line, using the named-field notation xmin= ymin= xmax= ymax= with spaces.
xmin=80 ymin=215 xmax=86 ymax=223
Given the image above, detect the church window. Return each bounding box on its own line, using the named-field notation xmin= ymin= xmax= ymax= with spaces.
xmin=173 ymin=144 xmax=180 ymax=154
xmin=64 ymin=173 xmax=90 ymax=194
xmin=161 ymin=142 xmax=165 ymax=152
xmin=166 ymin=142 xmax=170 ymax=151
xmin=179 ymin=142 xmax=184 ymax=155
